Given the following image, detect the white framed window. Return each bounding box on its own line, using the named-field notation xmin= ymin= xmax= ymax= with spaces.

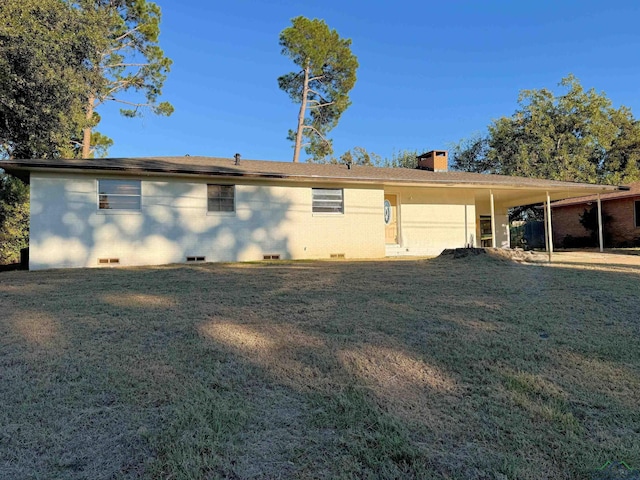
xmin=98 ymin=179 xmax=141 ymax=210
xmin=312 ymin=188 xmax=344 ymax=214
xmin=208 ymin=184 xmax=235 ymax=212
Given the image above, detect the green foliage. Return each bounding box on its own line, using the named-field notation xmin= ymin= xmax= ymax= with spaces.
xmin=452 ymin=75 xmax=640 ymax=184
xmin=450 ymin=135 xmax=490 ymax=173
xmin=0 ymin=0 xmax=91 ymax=260
xmin=0 ymin=174 xmax=29 ymax=264
xmin=0 ymin=0 xmax=91 ymax=159
xmin=279 ymin=16 xmax=358 ymax=162
xmin=382 ymin=149 xmax=425 ymax=169
xmin=68 ymin=0 xmax=174 ymax=157
xmin=310 ymin=146 xmax=382 ymax=165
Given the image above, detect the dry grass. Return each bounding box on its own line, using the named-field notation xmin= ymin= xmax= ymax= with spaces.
xmin=1 ymin=253 xmax=639 ymax=479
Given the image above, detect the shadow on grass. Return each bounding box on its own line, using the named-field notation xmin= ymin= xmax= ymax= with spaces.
xmin=1 ymin=257 xmax=639 ymax=479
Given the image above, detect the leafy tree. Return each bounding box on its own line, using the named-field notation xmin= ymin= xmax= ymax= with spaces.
xmin=278 ymin=16 xmax=358 ymax=163
xmin=0 ymin=0 xmax=91 ymax=159
xmin=449 ymin=135 xmax=490 ymax=173
xmin=0 ymin=0 xmax=93 ymax=263
xmin=382 ymin=149 xmax=425 ymax=169
xmin=71 ymin=0 xmax=174 ymax=158
xmin=452 ymin=75 xmax=640 ymax=185
xmin=337 ymin=146 xmax=381 ymax=166
xmin=0 ymin=175 xmax=29 ymax=264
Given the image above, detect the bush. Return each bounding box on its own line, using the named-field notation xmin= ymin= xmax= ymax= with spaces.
xmin=0 ymin=174 xmax=29 ymax=264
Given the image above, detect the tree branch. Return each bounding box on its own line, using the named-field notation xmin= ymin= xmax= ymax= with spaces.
xmin=105 ymin=97 xmax=153 ymax=108
xmin=98 ymin=73 xmax=145 ymax=101
xmin=114 ymin=25 xmax=141 ymax=43
xmin=302 ymin=124 xmax=329 ymax=142
xmin=307 ymin=88 xmax=330 ymax=102
xmin=307 ymin=101 xmax=335 ymax=109
xmin=106 ymin=63 xmax=152 ymax=68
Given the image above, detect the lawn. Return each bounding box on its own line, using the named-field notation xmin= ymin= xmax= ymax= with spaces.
xmin=1 ymin=254 xmax=639 ymax=479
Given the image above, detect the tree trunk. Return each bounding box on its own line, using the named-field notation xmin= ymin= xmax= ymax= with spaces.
xmin=82 ymin=96 xmax=94 ymax=159
xmin=292 ymin=64 xmax=310 ymax=163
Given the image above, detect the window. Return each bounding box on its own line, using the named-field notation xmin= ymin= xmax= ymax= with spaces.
xmin=98 ymin=179 xmax=141 ymax=210
xmin=479 ymin=215 xmax=492 ymax=247
xmin=312 ymin=188 xmax=344 ymax=214
xmin=208 ymin=184 xmax=235 ymax=212
xmin=635 ymin=201 xmax=640 ymax=228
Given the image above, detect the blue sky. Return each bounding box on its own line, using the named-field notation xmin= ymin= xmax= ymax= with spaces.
xmin=99 ymin=0 xmax=640 ymax=162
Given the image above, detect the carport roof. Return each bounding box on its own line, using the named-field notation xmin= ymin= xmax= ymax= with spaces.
xmin=551 ymin=181 xmax=640 ymax=207
xmin=1 ymin=156 xmax=627 ymax=206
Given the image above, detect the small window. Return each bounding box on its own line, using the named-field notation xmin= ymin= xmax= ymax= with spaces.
xmin=635 ymin=201 xmax=640 ymax=228
xmin=312 ymin=188 xmax=344 ymax=214
xmin=98 ymin=179 xmax=141 ymax=210
xmin=208 ymin=185 xmax=235 ymax=212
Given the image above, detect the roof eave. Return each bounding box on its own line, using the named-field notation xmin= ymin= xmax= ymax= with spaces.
xmin=2 ymin=162 xmax=626 ymax=194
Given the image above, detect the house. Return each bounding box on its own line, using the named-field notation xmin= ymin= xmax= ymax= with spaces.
xmin=1 ymin=151 xmax=624 ymax=270
xmin=551 ymin=182 xmax=640 ymax=248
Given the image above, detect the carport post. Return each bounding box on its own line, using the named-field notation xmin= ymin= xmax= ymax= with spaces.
xmin=597 ymin=194 xmax=604 ymax=252
xmin=490 ymin=190 xmax=496 ymax=248
xmin=546 ymin=191 xmax=553 ymax=262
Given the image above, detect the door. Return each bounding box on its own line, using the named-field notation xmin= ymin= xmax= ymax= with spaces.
xmin=479 ymin=215 xmax=492 ymax=247
xmin=384 ymin=194 xmax=398 ymax=244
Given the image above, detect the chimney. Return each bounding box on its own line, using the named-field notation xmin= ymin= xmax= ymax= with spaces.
xmin=416 ymin=150 xmax=448 ymax=172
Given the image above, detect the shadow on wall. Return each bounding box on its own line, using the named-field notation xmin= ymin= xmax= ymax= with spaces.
xmin=29 ymin=178 xmax=293 ymax=268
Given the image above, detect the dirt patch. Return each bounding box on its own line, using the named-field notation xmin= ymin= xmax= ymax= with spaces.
xmin=438 ymin=247 xmax=545 ymax=263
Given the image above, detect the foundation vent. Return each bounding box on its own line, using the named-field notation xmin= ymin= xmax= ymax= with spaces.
xmin=263 ymin=254 xmax=281 ymax=260
xmin=330 ymin=253 xmax=345 ymax=259
xmin=98 ymin=258 xmax=120 ymax=265
xmin=186 ymin=256 xmax=206 ymax=262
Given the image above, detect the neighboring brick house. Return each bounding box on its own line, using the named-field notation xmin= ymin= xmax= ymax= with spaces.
xmin=551 ymin=182 xmax=640 ymax=247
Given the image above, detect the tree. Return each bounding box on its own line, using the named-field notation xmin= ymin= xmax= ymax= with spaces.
xmin=0 ymin=0 xmax=94 ymax=263
xmin=278 ymin=16 xmax=358 ymax=163
xmin=382 ymin=149 xmax=426 ymax=169
xmin=449 ymin=135 xmax=490 ymax=173
xmin=0 ymin=175 xmax=29 ymax=264
xmin=0 ymin=0 xmax=91 ymax=159
xmin=71 ymin=0 xmax=174 ymax=158
xmin=451 ymin=75 xmax=640 ymax=185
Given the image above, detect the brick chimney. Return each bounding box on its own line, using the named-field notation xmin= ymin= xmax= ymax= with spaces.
xmin=416 ymin=150 xmax=448 ymax=172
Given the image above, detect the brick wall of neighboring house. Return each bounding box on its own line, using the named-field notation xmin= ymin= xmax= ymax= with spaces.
xmin=553 ymin=196 xmax=640 ymax=247
xmin=552 ymin=204 xmax=591 ymax=246
xmin=604 ymin=197 xmax=640 ymax=245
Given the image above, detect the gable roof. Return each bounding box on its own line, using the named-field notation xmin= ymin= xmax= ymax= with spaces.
xmin=551 ymin=182 xmax=640 ymax=208
xmin=1 ymin=156 xmax=628 ymax=207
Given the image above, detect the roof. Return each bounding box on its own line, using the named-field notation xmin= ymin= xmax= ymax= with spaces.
xmin=0 ymin=155 xmax=623 ymax=187
xmin=551 ymin=181 xmax=640 ymax=208
xmin=0 ymin=156 xmax=627 ymax=207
